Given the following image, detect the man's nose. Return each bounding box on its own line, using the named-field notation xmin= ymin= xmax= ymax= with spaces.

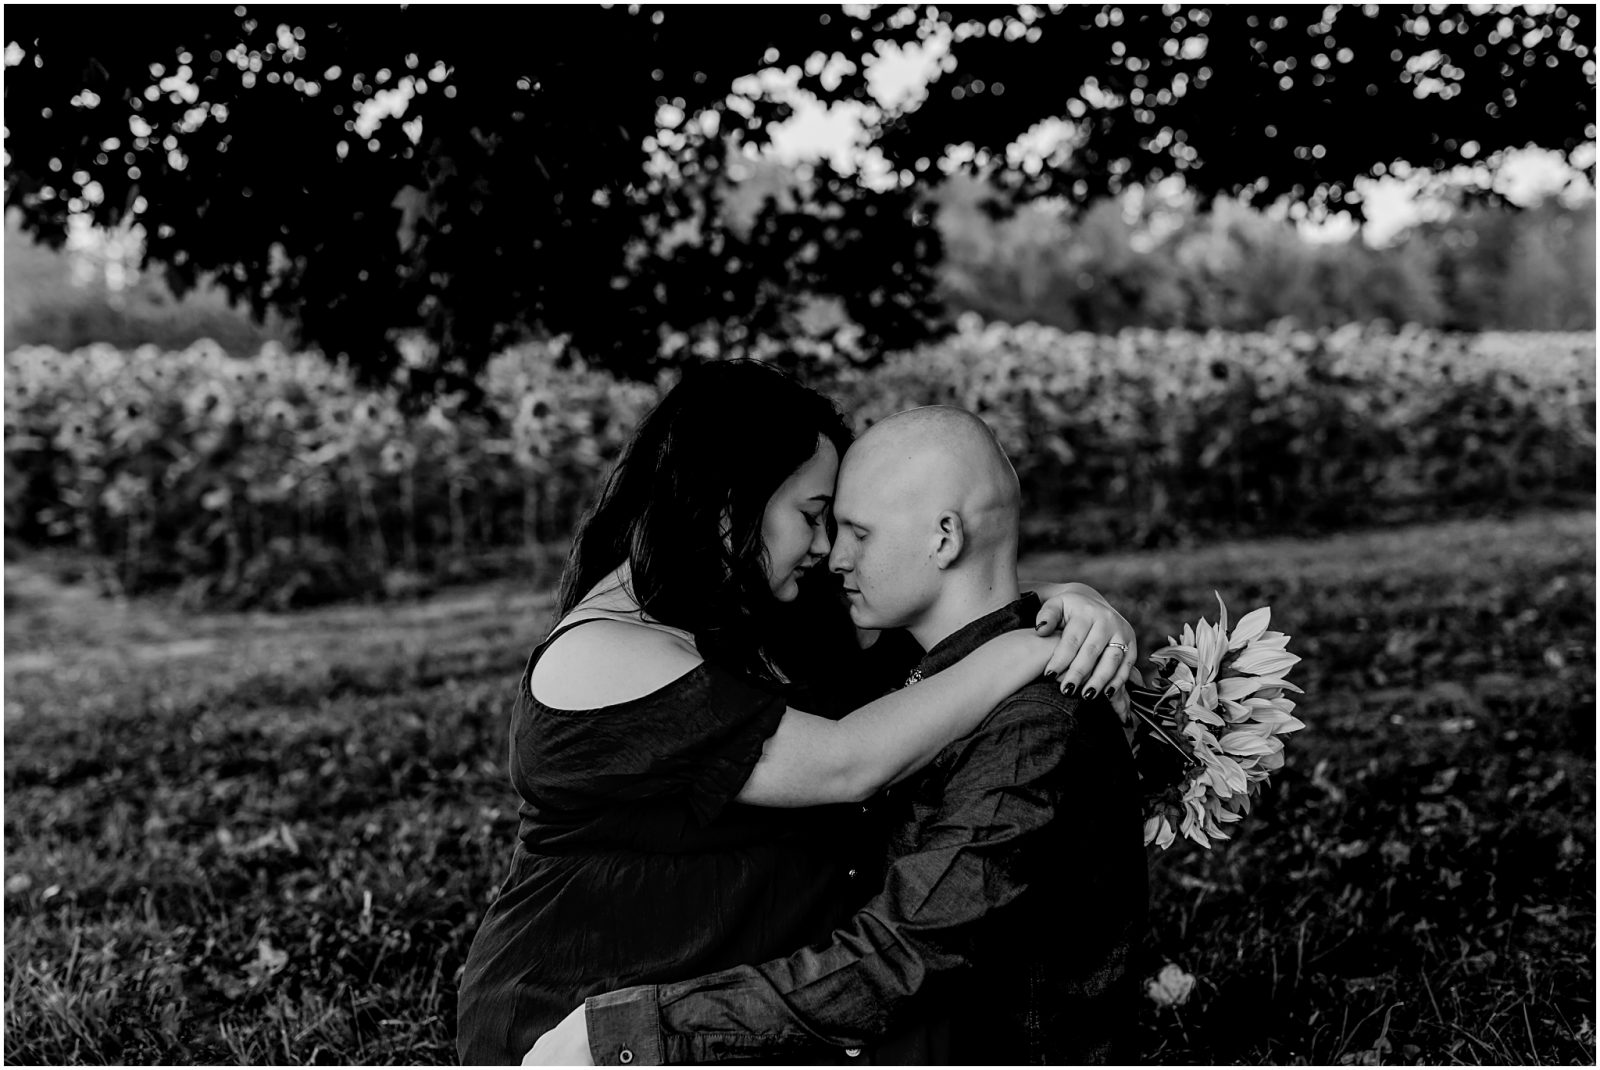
xmin=829 ymin=540 xmax=852 ymax=574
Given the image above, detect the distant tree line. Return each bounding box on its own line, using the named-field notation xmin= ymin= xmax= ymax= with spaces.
xmin=927 ymin=176 xmax=1597 ymax=334
xmin=6 ymin=176 xmax=1593 ymax=357
xmin=3 ymin=209 xmax=295 ymax=354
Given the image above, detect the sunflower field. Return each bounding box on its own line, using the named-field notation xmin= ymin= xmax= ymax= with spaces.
xmin=5 ymin=319 xmax=1593 ymax=607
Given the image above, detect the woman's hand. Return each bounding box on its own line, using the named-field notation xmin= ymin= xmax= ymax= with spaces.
xmin=522 ymin=1004 xmax=593 ymax=1066
xmin=1030 ymin=582 xmax=1138 ymax=716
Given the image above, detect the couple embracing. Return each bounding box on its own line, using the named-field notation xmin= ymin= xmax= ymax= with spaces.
xmin=458 ymin=360 xmax=1148 ymax=1065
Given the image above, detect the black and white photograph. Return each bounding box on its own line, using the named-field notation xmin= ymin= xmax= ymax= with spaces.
xmin=3 ymin=4 xmax=1594 ymax=1065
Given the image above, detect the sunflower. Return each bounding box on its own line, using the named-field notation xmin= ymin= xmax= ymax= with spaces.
xmin=1132 ymin=594 xmax=1306 ymax=851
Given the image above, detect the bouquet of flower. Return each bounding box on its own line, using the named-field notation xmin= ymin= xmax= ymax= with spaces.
xmin=1128 ymin=594 xmax=1305 ymax=850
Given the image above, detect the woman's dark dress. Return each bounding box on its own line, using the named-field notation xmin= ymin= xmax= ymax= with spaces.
xmin=456 ymin=616 xmax=916 ymax=1065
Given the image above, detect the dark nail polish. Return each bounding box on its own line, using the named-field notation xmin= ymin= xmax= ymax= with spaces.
xmin=1082 ymin=687 xmax=1098 ymax=702
xmin=1061 ymin=683 xmax=1077 ymax=699
xmin=1106 ymin=685 xmax=1117 ymax=696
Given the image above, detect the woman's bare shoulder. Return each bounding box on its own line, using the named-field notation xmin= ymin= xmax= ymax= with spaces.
xmin=528 ymin=616 xmax=703 ymax=711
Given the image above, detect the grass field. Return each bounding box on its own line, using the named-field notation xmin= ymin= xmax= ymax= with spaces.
xmin=5 ymin=509 xmax=1595 ymax=1064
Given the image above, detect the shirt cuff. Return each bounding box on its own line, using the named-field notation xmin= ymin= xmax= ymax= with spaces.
xmin=586 ymin=986 xmax=665 ymax=1066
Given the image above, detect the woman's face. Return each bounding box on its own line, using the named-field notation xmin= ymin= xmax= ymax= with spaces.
xmin=761 ymin=436 xmax=839 ymax=602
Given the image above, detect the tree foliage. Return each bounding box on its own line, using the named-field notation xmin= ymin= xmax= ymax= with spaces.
xmin=4 ymin=5 xmax=1594 ymax=392
xmin=928 ymin=176 xmax=1596 ymax=333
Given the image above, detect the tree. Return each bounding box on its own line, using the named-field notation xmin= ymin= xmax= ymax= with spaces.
xmin=1404 ymin=194 xmax=1597 ymax=330
xmin=4 ymin=5 xmax=1593 ymax=394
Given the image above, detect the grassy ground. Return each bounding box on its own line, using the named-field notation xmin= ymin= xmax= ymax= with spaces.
xmin=5 ymin=510 xmax=1594 ymax=1064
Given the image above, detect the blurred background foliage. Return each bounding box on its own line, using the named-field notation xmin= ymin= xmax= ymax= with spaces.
xmin=6 ymin=321 xmax=1593 ymax=608
xmin=4 ymin=138 xmax=1596 ymax=610
xmin=8 ymin=177 xmax=1594 ymax=355
xmin=4 ymin=5 xmax=1594 ymax=388
xmin=2 ymin=3 xmax=1595 ymax=608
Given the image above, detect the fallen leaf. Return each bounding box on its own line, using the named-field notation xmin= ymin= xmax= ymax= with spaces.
xmin=1146 ymin=963 xmax=1196 ymax=1007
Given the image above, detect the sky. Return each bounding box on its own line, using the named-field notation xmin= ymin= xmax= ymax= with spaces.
xmin=756 ymin=34 xmax=1595 ymax=246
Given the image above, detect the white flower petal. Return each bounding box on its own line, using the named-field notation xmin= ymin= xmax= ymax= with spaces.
xmin=1232 ymin=720 xmax=1278 ymax=737
xmin=1154 ymin=644 xmax=1200 ymax=670
xmin=1237 ymin=676 xmax=1305 ymax=695
xmin=1228 ymin=606 xmax=1272 ymax=649
xmin=1196 ymin=624 xmax=1226 ymax=681
xmin=1229 ymin=647 xmax=1303 ymax=676
xmin=1218 ymin=676 xmax=1265 ymax=701
xmin=1219 ymin=754 xmax=1249 ymax=793
xmin=1221 ymin=731 xmax=1278 ymax=756
xmin=1243 ymin=633 xmax=1291 ymax=653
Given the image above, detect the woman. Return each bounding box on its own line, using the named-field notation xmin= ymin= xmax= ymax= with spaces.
xmin=457 ymin=360 xmax=1136 ymax=1064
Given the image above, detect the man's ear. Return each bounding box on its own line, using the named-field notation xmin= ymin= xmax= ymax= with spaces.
xmin=932 ymin=511 xmax=964 ymax=569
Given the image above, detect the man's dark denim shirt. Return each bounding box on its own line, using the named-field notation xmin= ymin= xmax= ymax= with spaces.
xmin=585 ymin=594 xmax=1148 ymax=1065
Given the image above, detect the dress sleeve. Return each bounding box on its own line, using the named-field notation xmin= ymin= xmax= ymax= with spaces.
xmin=664 ymin=663 xmax=790 ymax=825
xmin=512 ymin=661 xmax=789 ymax=827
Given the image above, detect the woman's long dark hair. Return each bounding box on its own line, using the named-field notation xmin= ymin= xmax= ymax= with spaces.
xmin=556 ymin=359 xmax=856 ymax=686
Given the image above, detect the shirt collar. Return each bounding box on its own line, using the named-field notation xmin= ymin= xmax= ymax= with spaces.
xmin=914 ymin=592 xmax=1043 ymax=682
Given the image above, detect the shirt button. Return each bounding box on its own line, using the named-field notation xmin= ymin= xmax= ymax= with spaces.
xmin=845 ymin=1048 xmax=862 ymax=1058
xmin=619 ymin=1050 xmax=634 ymax=1064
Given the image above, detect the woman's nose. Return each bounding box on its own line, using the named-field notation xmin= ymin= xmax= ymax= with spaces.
xmin=809 ymin=523 xmax=832 ymax=558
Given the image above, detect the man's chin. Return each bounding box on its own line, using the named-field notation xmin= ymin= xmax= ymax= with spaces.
xmin=846 ymin=603 xmax=882 ymax=629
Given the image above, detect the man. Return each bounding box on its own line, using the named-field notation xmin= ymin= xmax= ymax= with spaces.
xmin=530 ymin=406 xmax=1148 ymax=1065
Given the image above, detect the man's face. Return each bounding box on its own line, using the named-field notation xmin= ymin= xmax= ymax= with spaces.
xmin=828 ymin=448 xmax=938 ymax=631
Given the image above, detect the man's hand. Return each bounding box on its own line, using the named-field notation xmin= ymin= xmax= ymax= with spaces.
xmin=1030 ymin=582 xmax=1139 ymax=718
xmin=523 ymin=1004 xmax=594 ymax=1066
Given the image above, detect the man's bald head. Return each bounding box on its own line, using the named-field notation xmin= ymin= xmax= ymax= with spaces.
xmin=841 ymin=406 xmax=1022 ymax=562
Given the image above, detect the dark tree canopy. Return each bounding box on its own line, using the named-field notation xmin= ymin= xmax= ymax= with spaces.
xmin=4 ymin=4 xmax=1593 ymax=393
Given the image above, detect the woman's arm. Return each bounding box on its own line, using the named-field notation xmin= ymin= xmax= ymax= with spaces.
xmin=528 ymin=615 xmax=1055 ymax=811
xmin=737 ymin=628 xmax=1055 ymax=807
xmin=1028 ymin=581 xmax=1139 ymax=710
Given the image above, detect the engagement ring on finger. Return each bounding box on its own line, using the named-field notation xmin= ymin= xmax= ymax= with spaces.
xmin=1106 ymin=642 xmax=1129 ymax=655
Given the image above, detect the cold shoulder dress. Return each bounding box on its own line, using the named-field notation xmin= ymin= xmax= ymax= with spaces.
xmin=456 ymin=615 xmax=913 ymax=1065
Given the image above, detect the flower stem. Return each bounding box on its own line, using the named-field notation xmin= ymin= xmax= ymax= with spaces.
xmin=1128 ymin=685 xmax=1200 ymax=766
